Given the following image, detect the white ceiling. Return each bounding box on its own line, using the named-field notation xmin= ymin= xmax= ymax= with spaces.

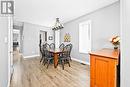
xmin=14 ymin=0 xmax=119 ymax=27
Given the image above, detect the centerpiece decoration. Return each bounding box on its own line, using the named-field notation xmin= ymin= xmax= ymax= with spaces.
xmin=109 ymin=36 xmax=120 ymax=49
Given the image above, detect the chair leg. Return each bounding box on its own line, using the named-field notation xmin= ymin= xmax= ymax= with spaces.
xmin=40 ymin=58 xmax=42 ymax=63
xmin=69 ymin=56 xmax=72 ymax=61
xmin=61 ymin=60 xmax=64 ymax=70
xmin=44 ymin=59 xmax=47 ymax=66
xmin=42 ymin=58 xmax=45 ymax=64
xmin=64 ymin=59 xmax=67 ymax=63
xmin=47 ymin=60 xmax=50 ymax=69
xmin=68 ymin=60 xmax=71 ymax=67
xmin=40 ymin=55 xmax=43 ymax=63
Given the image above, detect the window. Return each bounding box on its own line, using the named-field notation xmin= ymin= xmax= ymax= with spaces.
xmin=79 ymin=20 xmax=91 ymax=54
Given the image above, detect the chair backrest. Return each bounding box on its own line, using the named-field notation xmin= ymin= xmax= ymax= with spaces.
xmin=44 ymin=50 xmax=51 ymax=58
xmin=44 ymin=43 xmax=50 ymax=51
xmin=42 ymin=44 xmax=46 ymax=56
xmin=59 ymin=43 xmax=65 ymax=51
xmin=66 ymin=44 xmax=73 ymax=56
xmin=49 ymin=43 xmax=55 ymax=50
xmin=62 ymin=45 xmax=70 ymax=58
xmin=43 ymin=43 xmax=51 ymax=58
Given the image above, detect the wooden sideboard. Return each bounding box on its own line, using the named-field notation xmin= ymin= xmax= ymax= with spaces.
xmin=90 ymin=48 xmax=119 ymax=87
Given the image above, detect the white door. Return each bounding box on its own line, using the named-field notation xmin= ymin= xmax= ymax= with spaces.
xmin=8 ymin=17 xmax=13 ymax=86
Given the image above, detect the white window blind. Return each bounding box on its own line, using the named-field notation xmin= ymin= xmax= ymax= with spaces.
xmin=79 ymin=20 xmax=91 ymax=54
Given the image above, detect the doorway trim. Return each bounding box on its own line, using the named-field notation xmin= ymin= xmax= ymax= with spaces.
xmin=7 ymin=17 xmax=13 ymax=87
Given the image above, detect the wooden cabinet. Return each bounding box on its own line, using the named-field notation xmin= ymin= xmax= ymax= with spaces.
xmin=90 ymin=48 xmax=119 ymax=87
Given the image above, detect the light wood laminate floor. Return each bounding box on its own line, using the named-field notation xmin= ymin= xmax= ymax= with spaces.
xmin=10 ymin=51 xmax=90 ymax=87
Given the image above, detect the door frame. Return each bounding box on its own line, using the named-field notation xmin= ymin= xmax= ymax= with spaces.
xmin=39 ymin=30 xmax=47 ymax=44
xmin=7 ymin=16 xmax=13 ymax=87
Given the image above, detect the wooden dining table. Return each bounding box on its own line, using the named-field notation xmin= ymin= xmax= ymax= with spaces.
xmin=49 ymin=49 xmax=63 ymax=68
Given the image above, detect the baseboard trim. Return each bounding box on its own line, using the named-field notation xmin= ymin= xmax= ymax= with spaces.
xmin=23 ymin=55 xmax=40 ymax=58
xmin=71 ymin=58 xmax=90 ymax=65
xmin=23 ymin=55 xmax=90 ymax=65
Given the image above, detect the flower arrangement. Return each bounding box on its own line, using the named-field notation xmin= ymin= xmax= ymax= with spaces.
xmin=109 ymin=36 xmax=120 ymax=49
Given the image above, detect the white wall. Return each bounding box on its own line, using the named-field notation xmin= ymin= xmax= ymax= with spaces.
xmin=0 ymin=17 xmax=8 ymax=87
xmin=23 ymin=22 xmax=54 ymax=57
xmin=60 ymin=2 xmax=120 ymax=64
xmin=121 ymin=0 xmax=130 ymax=87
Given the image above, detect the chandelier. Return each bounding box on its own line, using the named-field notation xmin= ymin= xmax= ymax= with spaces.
xmin=52 ymin=18 xmax=64 ymax=30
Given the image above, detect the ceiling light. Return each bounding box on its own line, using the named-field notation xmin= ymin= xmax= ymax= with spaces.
xmin=52 ymin=18 xmax=64 ymax=30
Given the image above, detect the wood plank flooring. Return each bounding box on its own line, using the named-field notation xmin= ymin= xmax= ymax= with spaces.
xmin=10 ymin=51 xmax=90 ymax=87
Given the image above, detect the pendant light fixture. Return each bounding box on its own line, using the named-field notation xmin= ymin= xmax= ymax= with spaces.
xmin=52 ymin=18 xmax=64 ymax=30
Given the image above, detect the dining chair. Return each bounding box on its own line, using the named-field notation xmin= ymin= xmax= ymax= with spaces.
xmin=66 ymin=44 xmax=73 ymax=61
xmin=40 ymin=44 xmax=43 ymax=62
xmin=49 ymin=43 xmax=55 ymax=50
xmin=43 ymin=49 xmax=53 ymax=69
xmin=40 ymin=43 xmax=50 ymax=63
xmin=40 ymin=44 xmax=46 ymax=63
xmin=44 ymin=43 xmax=50 ymax=50
xmin=59 ymin=43 xmax=65 ymax=58
xmin=49 ymin=43 xmax=55 ymax=57
xmin=39 ymin=45 xmax=42 ymax=55
xmin=59 ymin=43 xmax=65 ymax=51
xmin=58 ymin=45 xmax=71 ymax=70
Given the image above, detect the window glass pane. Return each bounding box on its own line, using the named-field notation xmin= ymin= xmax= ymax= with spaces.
xmin=79 ymin=20 xmax=91 ymax=53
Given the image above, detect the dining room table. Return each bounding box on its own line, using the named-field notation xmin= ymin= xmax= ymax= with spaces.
xmin=49 ymin=49 xmax=63 ymax=68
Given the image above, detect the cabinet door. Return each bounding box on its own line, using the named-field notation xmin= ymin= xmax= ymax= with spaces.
xmin=95 ymin=57 xmax=109 ymax=87
xmin=90 ymin=55 xmax=117 ymax=87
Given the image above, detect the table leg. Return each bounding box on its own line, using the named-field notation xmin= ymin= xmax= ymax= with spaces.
xmin=54 ymin=53 xmax=58 ymax=68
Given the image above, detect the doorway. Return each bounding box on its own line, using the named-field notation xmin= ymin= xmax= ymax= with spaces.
xmin=13 ymin=29 xmax=20 ymax=52
xmin=12 ymin=21 xmax=24 ymax=65
xmin=39 ymin=31 xmax=47 ymax=45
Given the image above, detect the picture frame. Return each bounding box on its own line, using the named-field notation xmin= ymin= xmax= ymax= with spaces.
xmin=48 ymin=36 xmax=53 ymax=40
